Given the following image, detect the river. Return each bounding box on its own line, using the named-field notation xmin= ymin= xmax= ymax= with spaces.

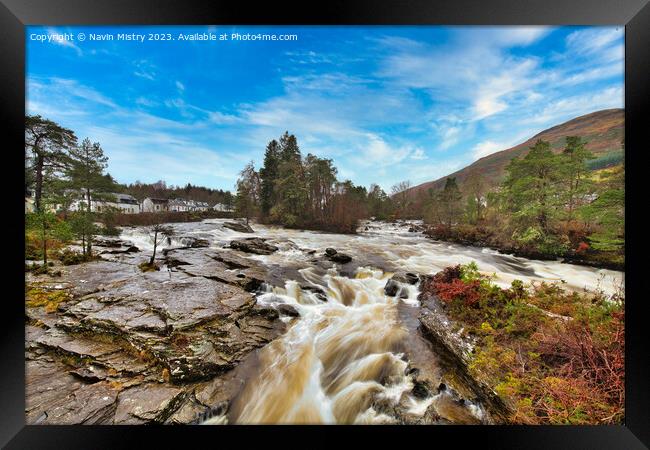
xmin=119 ymin=219 xmax=624 ymax=424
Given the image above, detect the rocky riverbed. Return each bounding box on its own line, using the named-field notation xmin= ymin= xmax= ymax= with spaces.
xmin=25 ymin=219 xmax=624 ymax=425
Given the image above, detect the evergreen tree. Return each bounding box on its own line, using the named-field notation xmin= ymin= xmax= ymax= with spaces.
xmin=367 ymin=184 xmax=392 ymax=219
xmin=66 ymin=138 xmax=114 ymax=255
xmin=278 ymin=131 xmax=301 ymax=163
xmin=25 ymin=115 xmax=77 ymax=211
xmin=503 ymin=139 xmax=563 ymax=232
xmin=259 ymin=139 xmax=280 ymax=216
xmin=463 ymin=171 xmax=486 ymax=225
xmin=438 ymin=177 xmax=463 ymax=228
xmin=561 ymin=136 xmax=595 ymax=220
xmin=503 ymin=139 xmax=568 ymax=255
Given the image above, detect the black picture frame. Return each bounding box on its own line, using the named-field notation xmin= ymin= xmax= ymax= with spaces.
xmin=1 ymin=0 xmax=648 ymax=448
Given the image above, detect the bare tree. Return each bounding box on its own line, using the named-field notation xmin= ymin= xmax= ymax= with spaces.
xmin=391 ymin=180 xmax=412 ymax=218
xmin=148 ymin=224 xmax=175 ymax=266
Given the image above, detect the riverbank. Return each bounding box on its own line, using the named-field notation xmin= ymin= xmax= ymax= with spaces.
xmin=24 ymin=218 xmax=624 ymax=424
xmin=417 ymin=263 xmax=625 ymax=424
xmin=419 ymin=223 xmax=624 ymax=271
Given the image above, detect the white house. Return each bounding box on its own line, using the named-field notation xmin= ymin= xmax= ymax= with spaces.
xmin=169 ymin=198 xmax=191 ymax=212
xmin=168 ymin=198 xmax=211 ymax=212
xmin=66 ymin=191 xmax=140 ymax=214
xmin=213 ymin=202 xmax=234 ymax=212
xmin=194 ymin=201 xmax=210 ymax=211
xmin=142 ymin=197 xmax=169 ymax=213
xmin=105 ymin=193 xmax=140 ymax=214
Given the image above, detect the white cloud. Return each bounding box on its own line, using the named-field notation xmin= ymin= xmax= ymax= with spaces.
xmin=133 ymin=59 xmax=157 ymax=81
xmin=410 ymin=148 xmax=427 ymax=160
xmin=438 ymin=126 xmax=462 ymax=150
xmin=523 ymin=86 xmax=624 ymax=125
xmin=176 ymin=80 xmax=185 ymax=92
xmin=566 ymin=28 xmax=623 ymax=56
xmin=357 ymin=133 xmax=412 ymax=167
xmin=134 ymin=71 xmax=155 ymax=80
xmin=135 ymin=97 xmax=157 ymax=107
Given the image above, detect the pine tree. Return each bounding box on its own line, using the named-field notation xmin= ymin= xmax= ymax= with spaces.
xmin=67 ymin=138 xmax=114 ymax=255
xmin=25 ymin=115 xmax=77 ymax=211
xmin=259 ymin=139 xmax=280 ymax=217
xmin=561 ymin=136 xmax=595 ymax=220
xmin=439 ymin=177 xmax=463 ymax=228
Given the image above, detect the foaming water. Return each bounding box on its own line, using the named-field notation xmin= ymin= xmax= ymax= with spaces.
xmin=229 ymin=267 xmax=418 ymax=424
xmin=117 ymin=218 xmax=624 ymax=424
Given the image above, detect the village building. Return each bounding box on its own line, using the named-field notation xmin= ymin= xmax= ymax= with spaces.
xmin=64 ymin=191 xmax=140 ymax=214
xmin=142 ymin=197 xmax=169 ymax=213
xmin=213 ymin=202 xmax=235 ymax=212
xmin=168 ymin=198 xmax=191 ymax=212
xmin=194 ymin=201 xmax=210 ymax=211
xmin=168 ymin=198 xmax=210 ymax=212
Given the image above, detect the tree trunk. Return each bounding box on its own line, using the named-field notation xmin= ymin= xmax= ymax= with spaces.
xmin=41 ymin=215 xmax=48 ymax=266
xmin=35 ymin=155 xmax=44 ymax=212
xmin=149 ymin=230 xmax=158 ymax=265
xmin=86 ymin=188 xmax=93 ymax=256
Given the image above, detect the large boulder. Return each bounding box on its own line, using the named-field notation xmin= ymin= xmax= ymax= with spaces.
xmin=177 ymin=236 xmax=210 ymax=248
xmin=323 ymin=248 xmax=352 ymax=264
xmin=223 ymin=222 xmax=254 ymax=233
xmin=384 ymin=279 xmax=408 ymax=299
xmin=391 ymin=272 xmax=420 ymax=285
xmin=230 ymin=238 xmax=278 ymax=255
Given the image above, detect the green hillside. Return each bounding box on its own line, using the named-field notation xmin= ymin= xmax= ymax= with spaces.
xmin=408 ymin=108 xmax=624 ymax=196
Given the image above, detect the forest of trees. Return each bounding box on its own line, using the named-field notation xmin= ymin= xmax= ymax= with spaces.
xmin=412 ymin=137 xmax=624 ymax=266
xmin=234 ymin=132 xmax=393 ymax=233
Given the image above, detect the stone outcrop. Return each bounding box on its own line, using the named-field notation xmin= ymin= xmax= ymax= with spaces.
xmin=25 ymin=249 xmax=286 ymax=425
xmin=229 ymin=238 xmax=278 ymax=255
xmin=323 ymin=248 xmax=352 ymax=264
xmin=223 ymin=222 xmax=254 ymax=233
xmin=417 ymin=278 xmax=512 ymax=423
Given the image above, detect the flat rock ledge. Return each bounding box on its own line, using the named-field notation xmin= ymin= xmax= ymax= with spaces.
xmin=26 ymin=253 xmax=286 ymax=425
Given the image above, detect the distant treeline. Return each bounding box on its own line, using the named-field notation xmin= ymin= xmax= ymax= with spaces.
xmin=120 ymin=181 xmax=234 ymax=207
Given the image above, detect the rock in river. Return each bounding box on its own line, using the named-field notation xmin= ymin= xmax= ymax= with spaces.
xmin=223 ymin=222 xmax=254 ymax=233
xmin=384 ymin=279 xmax=408 ymax=299
xmin=391 ymin=272 xmax=420 ymax=285
xmin=323 ymin=248 xmax=352 ymax=264
xmin=230 ymin=238 xmax=278 ymax=255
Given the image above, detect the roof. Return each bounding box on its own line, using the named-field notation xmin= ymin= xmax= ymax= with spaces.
xmin=112 ymin=193 xmax=138 ymax=205
xmin=146 ymin=198 xmax=169 ymax=204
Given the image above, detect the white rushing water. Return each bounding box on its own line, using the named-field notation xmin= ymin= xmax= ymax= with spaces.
xmin=120 ymin=218 xmax=624 ymax=424
xmin=120 ymin=218 xmax=623 ymax=296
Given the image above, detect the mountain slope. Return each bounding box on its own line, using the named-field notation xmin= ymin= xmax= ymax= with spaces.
xmin=408 ymin=108 xmax=624 ymax=196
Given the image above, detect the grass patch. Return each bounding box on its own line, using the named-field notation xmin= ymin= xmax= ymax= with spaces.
xmin=138 ymin=261 xmax=160 ymax=272
xmin=26 ymin=285 xmax=72 ymax=313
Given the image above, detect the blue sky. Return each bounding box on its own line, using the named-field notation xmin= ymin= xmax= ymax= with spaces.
xmin=26 ymin=25 xmax=624 ymax=192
